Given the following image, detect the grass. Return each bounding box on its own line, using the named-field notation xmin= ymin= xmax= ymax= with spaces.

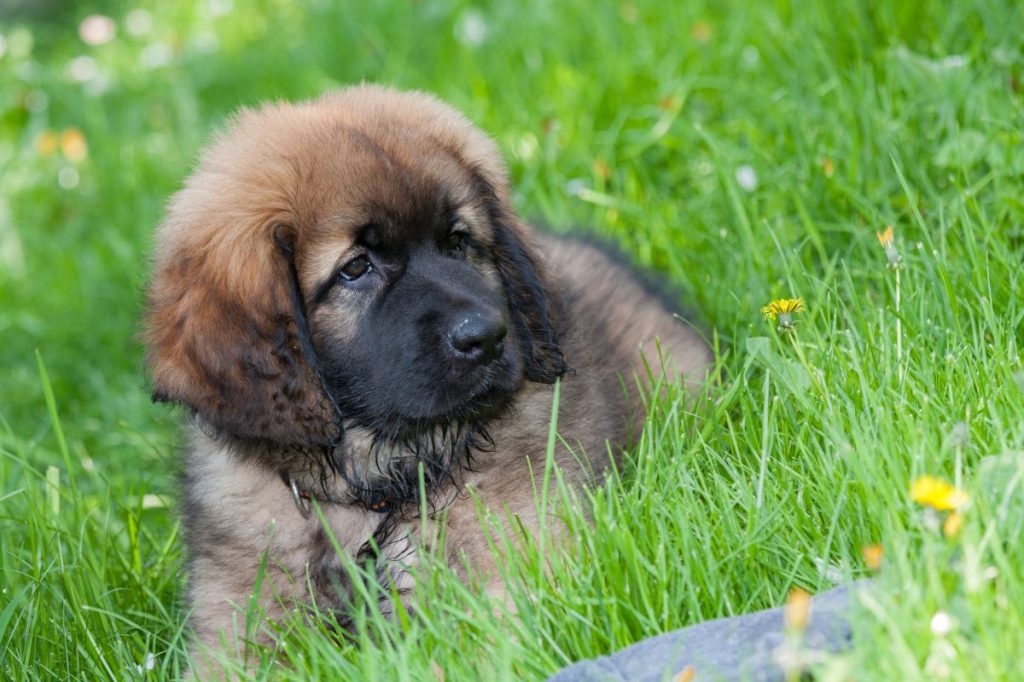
xmin=1 ymin=0 xmax=1023 ymax=679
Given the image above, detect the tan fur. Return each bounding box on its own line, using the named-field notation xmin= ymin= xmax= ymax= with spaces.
xmin=143 ymin=85 xmax=713 ymax=678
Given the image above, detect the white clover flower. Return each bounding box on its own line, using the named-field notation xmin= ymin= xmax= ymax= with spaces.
xmin=735 ymin=164 xmax=757 ymax=191
xmin=930 ymin=611 xmax=954 ymax=637
xmin=126 ymin=9 xmax=154 ymax=37
xmin=455 ymin=9 xmax=487 ymax=47
xmin=68 ymin=55 xmax=98 ymax=82
xmin=79 ymin=15 xmax=116 ymax=46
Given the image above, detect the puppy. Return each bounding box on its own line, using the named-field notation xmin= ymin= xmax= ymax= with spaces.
xmin=143 ymin=85 xmax=712 ymax=672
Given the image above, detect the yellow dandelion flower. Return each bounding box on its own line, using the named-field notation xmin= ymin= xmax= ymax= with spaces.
xmin=876 ymin=226 xmax=894 ymax=247
xmin=862 ymin=543 xmax=884 ymax=571
xmin=910 ymin=475 xmax=969 ymax=511
xmin=784 ymin=587 xmax=812 ymax=631
xmin=875 ymin=225 xmax=902 ymax=269
xmin=691 ymin=20 xmax=712 ymax=44
xmin=36 ymin=129 xmax=58 ymax=157
xmin=761 ymin=298 xmax=806 ymax=319
xmin=658 ymin=94 xmax=680 ymax=111
xmin=761 ymin=298 xmax=806 ymax=331
xmin=943 ymin=511 xmax=964 ymax=538
xmin=59 ymin=128 xmax=88 ymax=163
xmin=674 ymin=666 xmax=696 ymax=682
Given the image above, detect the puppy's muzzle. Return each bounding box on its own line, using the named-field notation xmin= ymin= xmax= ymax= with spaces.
xmin=447 ymin=309 xmax=507 ymax=366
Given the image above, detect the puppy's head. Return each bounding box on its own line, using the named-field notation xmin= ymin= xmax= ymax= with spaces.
xmin=144 ymin=86 xmax=567 ymax=452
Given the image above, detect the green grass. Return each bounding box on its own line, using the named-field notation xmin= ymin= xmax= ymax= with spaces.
xmin=2 ymin=0 xmax=1023 ymax=679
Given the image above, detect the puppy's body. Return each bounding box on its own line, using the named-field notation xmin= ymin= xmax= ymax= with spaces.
xmin=144 ymin=86 xmax=712 ymax=668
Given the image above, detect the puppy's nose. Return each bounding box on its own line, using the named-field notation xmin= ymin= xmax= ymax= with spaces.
xmin=448 ymin=311 xmax=507 ymax=365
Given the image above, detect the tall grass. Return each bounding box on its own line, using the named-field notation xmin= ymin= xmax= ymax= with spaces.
xmin=1 ymin=0 xmax=1022 ymax=679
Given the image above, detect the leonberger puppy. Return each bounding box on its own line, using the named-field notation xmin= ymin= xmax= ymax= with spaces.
xmin=143 ymin=85 xmax=712 ymax=673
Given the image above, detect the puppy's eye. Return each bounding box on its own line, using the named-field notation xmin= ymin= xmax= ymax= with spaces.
xmin=339 ymin=255 xmax=372 ymax=281
xmin=444 ymin=231 xmax=468 ymax=254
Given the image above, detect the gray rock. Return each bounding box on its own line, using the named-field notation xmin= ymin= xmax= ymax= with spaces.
xmin=546 ymin=583 xmax=862 ymax=682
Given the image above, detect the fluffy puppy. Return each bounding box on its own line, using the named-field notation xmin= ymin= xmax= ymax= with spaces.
xmin=143 ymin=85 xmax=712 ymax=671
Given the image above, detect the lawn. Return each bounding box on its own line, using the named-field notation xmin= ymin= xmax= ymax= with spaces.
xmin=1 ymin=0 xmax=1023 ymax=679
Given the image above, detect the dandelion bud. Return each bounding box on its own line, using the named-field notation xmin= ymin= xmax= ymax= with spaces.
xmin=785 ymin=587 xmax=812 ymax=631
xmin=862 ymin=544 xmax=884 ymax=570
xmin=942 ymin=511 xmax=963 ymax=538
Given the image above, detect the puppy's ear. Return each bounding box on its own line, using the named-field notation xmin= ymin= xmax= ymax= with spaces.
xmin=488 ymin=207 xmax=570 ymax=383
xmin=143 ymin=219 xmax=339 ymax=447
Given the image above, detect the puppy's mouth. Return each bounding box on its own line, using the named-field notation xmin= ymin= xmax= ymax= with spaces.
xmin=449 ymin=373 xmax=516 ymax=420
xmin=320 ymin=324 xmax=524 ymax=450
xmin=333 ymin=381 xmax=512 ymax=507
xmin=378 ymin=372 xmax=516 ymax=442
xmin=316 ymin=347 xmax=523 ymax=507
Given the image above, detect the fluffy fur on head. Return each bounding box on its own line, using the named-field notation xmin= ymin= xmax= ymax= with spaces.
xmin=144 ymin=86 xmax=567 ymax=501
xmin=142 ymin=86 xmax=713 ymax=674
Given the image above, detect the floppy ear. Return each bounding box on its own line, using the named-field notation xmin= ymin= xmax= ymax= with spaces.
xmin=143 ymin=221 xmax=340 ymax=447
xmin=488 ymin=206 xmax=570 ymax=383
